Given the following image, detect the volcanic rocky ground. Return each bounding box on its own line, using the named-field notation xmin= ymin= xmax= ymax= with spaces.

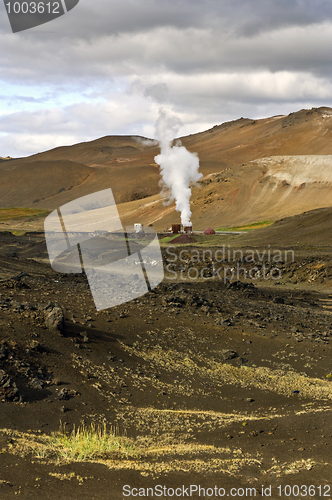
xmin=1 ymin=106 xmax=332 ymax=498
xmin=0 ymin=227 xmax=332 ymax=499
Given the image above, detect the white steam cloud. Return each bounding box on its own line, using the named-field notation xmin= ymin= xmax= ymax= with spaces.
xmin=154 ymin=109 xmax=202 ymax=226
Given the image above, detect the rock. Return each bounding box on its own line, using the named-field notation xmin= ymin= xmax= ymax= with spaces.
xmin=57 ymin=388 xmax=79 ymax=400
xmin=273 ymin=296 xmax=285 ymax=304
xmin=215 ymin=317 xmax=233 ymax=326
xmin=220 ymin=349 xmax=238 ymax=360
xmin=0 ymin=370 xmax=7 ymax=384
xmin=80 ymin=331 xmax=89 ymax=343
xmin=27 ymin=340 xmax=43 ymax=352
xmin=0 ymin=346 xmax=8 ymax=360
xmin=11 ymin=300 xmax=23 ymax=311
xmin=237 ymin=357 xmax=248 ymax=365
xmin=30 ymin=378 xmax=44 ymax=390
xmin=57 ymin=389 xmax=69 ymax=400
xmin=227 ymin=281 xmax=256 ymax=291
xmin=43 ymin=302 xmax=64 ymax=334
xmin=0 ymin=369 xmax=18 ymax=401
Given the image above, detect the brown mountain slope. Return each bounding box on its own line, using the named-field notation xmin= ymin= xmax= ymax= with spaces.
xmin=181 ymin=107 xmax=332 ymax=166
xmin=117 ymin=154 xmax=332 ymax=230
xmin=22 ymin=135 xmax=156 ymax=167
xmin=20 ymin=135 xmax=162 ymax=205
xmin=0 ymin=159 xmax=93 ymax=207
xmin=1 ymin=106 xmax=332 ymax=230
xmin=232 ymin=206 xmax=332 ymax=249
xmin=0 ymin=138 xmax=161 ymax=208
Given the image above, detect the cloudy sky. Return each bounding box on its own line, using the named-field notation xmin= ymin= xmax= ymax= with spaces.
xmin=1 ymin=0 xmax=332 ymax=157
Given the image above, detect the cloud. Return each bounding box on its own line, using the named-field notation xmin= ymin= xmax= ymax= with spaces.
xmin=2 ymin=0 xmax=331 ymax=38
xmin=0 ymin=94 xmax=160 ymax=156
xmin=2 ymin=22 xmax=332 ymax=87
xmin=1 ymin=0 xmax=332 ymax=156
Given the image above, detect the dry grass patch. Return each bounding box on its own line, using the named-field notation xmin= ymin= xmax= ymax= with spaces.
xmin=0 ymin=424 xmax=262 ymax=477
xmin=0 ymin=208 xmax=50 ymax=221
xmin=122 ymin=344 xmax=332 ymax=400
xmin=264 ymin=458 xmax=316 ymax=477
xmin=115 ymin=407 xmax=280 ymax=437
xmin=1 ymin=423 xmax=138 ymax=462
xmin=216 ymin=220 xmax=274 ymax=231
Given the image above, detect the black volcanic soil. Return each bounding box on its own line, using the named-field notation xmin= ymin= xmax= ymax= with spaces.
xmin=0 ymin=231 xmax=332 ymax=499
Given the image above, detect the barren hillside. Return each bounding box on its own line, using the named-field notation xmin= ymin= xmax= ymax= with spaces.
xmin=231 ymin=206 xmax=332 ymax=249
xmin=1 ymin=106 xmax=332 ymax=230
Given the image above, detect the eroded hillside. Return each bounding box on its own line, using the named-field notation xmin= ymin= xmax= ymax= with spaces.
xmin=1 ymin=107 xmax=332 ymax=230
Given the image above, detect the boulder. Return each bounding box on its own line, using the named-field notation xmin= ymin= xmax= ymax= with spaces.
xmin=43 ymin=302 xmax=65 ymax=334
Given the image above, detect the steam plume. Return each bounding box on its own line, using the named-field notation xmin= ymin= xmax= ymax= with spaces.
xmin=154 ymin=109 xmax=202 ymax=226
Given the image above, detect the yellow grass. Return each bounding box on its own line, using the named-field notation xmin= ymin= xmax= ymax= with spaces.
xmin=1 ymin=423 xmax=138 ymax=462
xmin=216 ymin=220 xmax=274 ymax=231
xmin=0 ymin=208 xmax=50 ymax=221
xmin=122 ymin=344 xmax=332 ymax=401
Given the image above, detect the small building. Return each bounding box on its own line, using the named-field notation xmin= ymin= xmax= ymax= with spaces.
xmin=203 ymin=227 xmax=216 ymax=235
xmin=183 ymin=224 xmax=193 ymax=234
xmin=171 ymin=224 xmax=181 ymax=234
